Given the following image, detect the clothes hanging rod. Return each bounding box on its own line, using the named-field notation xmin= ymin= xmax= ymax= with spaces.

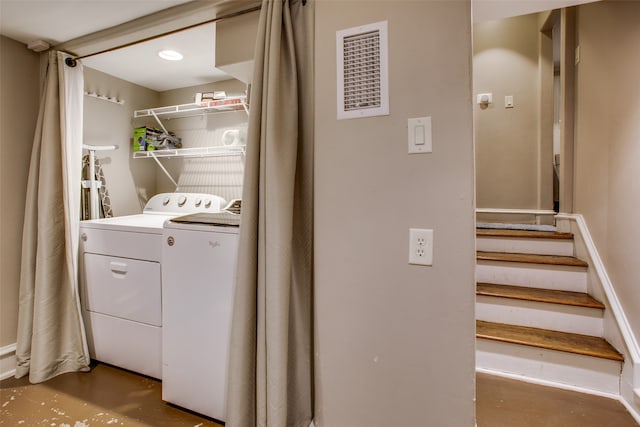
xmin=64 ymin=4 xmax=261 ymax=67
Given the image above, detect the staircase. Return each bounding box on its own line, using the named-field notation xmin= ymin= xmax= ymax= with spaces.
xmin=475 ymin=227 xmax=624 ymax=394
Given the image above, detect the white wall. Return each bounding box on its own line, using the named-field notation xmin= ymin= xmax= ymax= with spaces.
xmin=314 ymin=1 xmax=476 ymax=426
xmin=155 ymin=80 xmax=249 ymax=200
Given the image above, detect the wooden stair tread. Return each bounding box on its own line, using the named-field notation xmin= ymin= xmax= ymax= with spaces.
xmin=477 ymin=228 xmax=574 ymax=240
xmin=477 ymin=251 xmax=588 ymax=268
xmin=476 ymin=320 xmax=623 ymax=361
xmin=477 ymin=282 xmax=605 ymax=309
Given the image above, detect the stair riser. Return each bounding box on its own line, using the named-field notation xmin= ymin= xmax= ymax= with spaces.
xmin=476 ymin=296 xmax=604 ymax=336
xmin=476 ymin=237 xmax=574 ymax=257
xmin=476 ymin=262 xmax=587 ymax=293
xmin=477 ymin=339 xmax=622 ymax=394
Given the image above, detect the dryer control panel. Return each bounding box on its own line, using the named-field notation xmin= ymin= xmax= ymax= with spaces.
xmin=143 ymin=192 xmax=227 ymax=215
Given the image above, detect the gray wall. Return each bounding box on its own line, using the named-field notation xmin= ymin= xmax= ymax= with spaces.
xmin=0 ymin=36 xmax=40 ymax=348
xmin=2 ymin=3 xmax=477 ymax=423
xmin=573 ymin=0 xmax=640 ymax=345
xmin=83 ymin=67 xmax=160 ymax=214
xmin=474 ymin=13 xmax=552 ymax=211
xmin=314 ymin=1 xmax=476 ymax=426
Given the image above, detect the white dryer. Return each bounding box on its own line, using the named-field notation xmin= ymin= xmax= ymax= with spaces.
xmin=161 ymin=212 xmax=240 ymax=422
xmin=79 ymin=193 xmax=226 ymax=379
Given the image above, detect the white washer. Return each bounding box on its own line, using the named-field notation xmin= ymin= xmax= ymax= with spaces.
xmin=79 ymin=193 xmax=226 ymax=379
xmin=161 ymin=212 xmax=240 ymax=422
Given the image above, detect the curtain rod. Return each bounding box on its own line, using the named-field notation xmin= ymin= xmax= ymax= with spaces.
xmin=65 ymin=4 xmax=262 ymax=67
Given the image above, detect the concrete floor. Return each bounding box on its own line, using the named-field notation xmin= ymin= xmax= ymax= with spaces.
xmin=1 ymin=363 xmax=638 ymax=426
xmin=0 ymin=362 xmax=222 ymax=426
xmin=476 ymin=372 xmax=639 ymax=427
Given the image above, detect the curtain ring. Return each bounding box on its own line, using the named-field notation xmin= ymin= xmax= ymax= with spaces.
xmin=65 ymin=57 xmax=78 ymax=67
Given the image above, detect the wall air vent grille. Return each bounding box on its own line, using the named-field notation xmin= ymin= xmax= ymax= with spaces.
xmin=343 ymin=31 xmax=381 ymax=111
xmin=336 ymin=21 xmax=389 ymax=120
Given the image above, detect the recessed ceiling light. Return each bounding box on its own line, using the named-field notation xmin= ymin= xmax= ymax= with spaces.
xmin=158 ymin=50 xmax=183 ymax=61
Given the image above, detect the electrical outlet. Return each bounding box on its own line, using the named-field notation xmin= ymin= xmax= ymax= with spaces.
xmin=409 ymin=228 xmax=433 ymax=266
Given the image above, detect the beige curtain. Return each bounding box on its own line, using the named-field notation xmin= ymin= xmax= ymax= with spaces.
xmin=15 ymin=51 xmax=90 ymax=383
xmin=226 ymin=0 xmax=314 ymax=426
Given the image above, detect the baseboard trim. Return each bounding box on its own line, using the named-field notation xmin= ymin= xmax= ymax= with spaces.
xmin=0 ymin=343 xmax=16 ymax=380
xmin=556 ymin=214 xmax=640 ymax=364
xmin=476 ymin=367 xmax=619 ymax=400
xmin=555 ymin=214 xmax=640 ymax=424
xmin=476 ymin=208 xmax=557 ymax=216
xmin=620 ymin=389 xmax=640 ymax=425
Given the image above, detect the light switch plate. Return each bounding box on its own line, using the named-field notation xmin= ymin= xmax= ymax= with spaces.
xmin=505 ymin=95 xmax=514 ymax=108
xmin=408 ymin=117 xmax=432 ymax=154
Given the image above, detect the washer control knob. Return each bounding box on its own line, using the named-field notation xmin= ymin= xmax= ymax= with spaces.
xmin=177 ymin=195 xmax=187 ymax=207
xmin=163 ymin=197 xmax=171 ymax=206
xmin=195 ymin=198 xmax=202 ymax=207
xmin=204 ymin=199 xmax=212 ymax=208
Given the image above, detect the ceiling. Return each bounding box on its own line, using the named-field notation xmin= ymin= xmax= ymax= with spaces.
xmin=0 ymin=0 xmax=191 ymax=46
xmin=0 ymin=0 xmax=601 ymax=92
xmin=0 ymin=0 xmax=229 ymax=91
xmin=472 ymin=0 xmax=600 ymax=22
xmin=80 ymin=22 xmax=228 ymax=92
